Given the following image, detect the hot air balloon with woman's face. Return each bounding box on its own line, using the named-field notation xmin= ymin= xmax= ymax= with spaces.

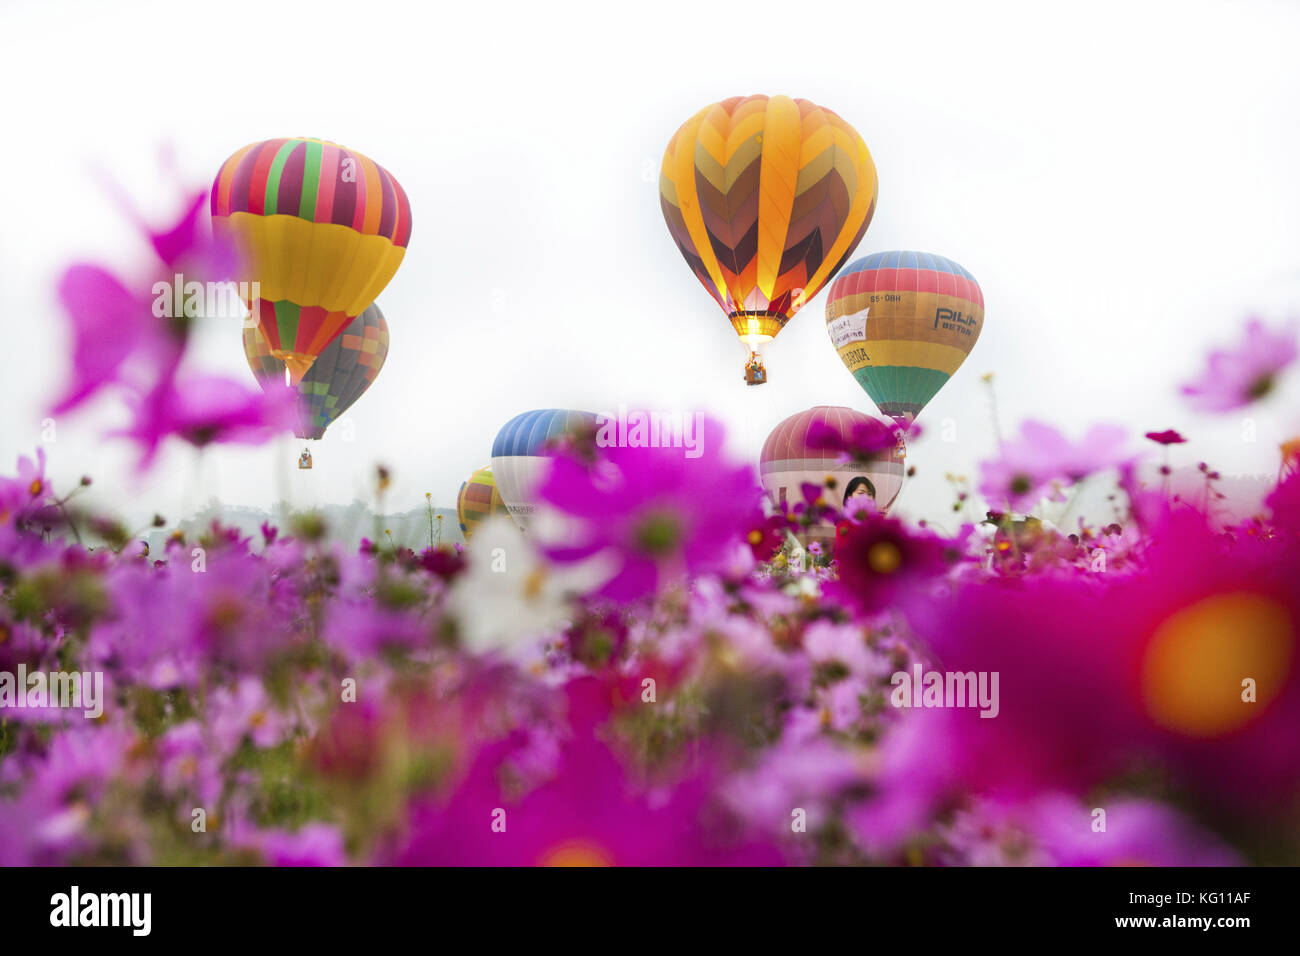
xmin=211 ymin=137 xmax=412 ymax=384
xmin=490 ymin=409 xmax=598 ymax=531
xmin=760 ymin=406 xmax=905 ymax=547
xmin=660 ymin=96 xmax=878 ymax=385
xmin=825 ymin=251 xmax=983 ymax=424
xmin=243 ymin=303 xmax=389 ymax=441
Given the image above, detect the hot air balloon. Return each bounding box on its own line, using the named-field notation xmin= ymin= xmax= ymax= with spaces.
xmin=760 ymin=406 xmax=906 ymax=547
xmin=456 ymin=465 xmax=510 ymax=540
xmin=211 ymin=138 xmax=412 ymax=384
xmin=244 ymin=303 xmax=389 ymax=440
xmin=660 ymin=95 xmax=878 ymax=385
xmin=491 ymin=409 xmax=597 ymax=529
xmin=824 ymin=251 xmax=983 ymax=424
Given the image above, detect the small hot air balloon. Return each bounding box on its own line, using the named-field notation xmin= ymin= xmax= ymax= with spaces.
xmin=825 ymin=251 xmax=983 ymax=424
xmin=760 ymin=406 xmax=906 ymax=547
xmin=491 ymin=409 xmax=597 ymax=530
xmin=660 ymin=95 xmax=878 ymax=385
xmin=244 ymin=303 xmax=389 ymax=440
xmin=456 ymin=465 xmax=510 ymax=540
xmin=211 ymin=137 xmax=412 ymax=384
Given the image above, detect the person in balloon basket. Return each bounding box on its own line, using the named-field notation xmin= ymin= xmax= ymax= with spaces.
xmin=744 ymin=353 xmax=767 ymax=385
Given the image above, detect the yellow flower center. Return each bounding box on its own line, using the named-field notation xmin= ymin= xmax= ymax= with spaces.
xmin=867 ymin=541 xmax=902 ymax=574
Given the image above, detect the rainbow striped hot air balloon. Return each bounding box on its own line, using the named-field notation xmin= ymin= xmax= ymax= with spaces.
xmin=490 ymin=409 xmax=597 ymax=530
xmin=760 ymin=406 xmax=906 ymax=547
xmin=211 ymin=137 xmax=412 ymax=384
xmin=244 ymin=303 xmax=389 ymax=440
xmin=456 ymin=466 xmax=510 ymax=539
xmin=660 ymin=95 xmax=877 ymax=383
xmin=824 ymin=251 xmax=984 ymax=424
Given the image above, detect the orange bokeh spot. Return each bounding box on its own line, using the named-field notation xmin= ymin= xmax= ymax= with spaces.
xmin=538 ymin=840 xmax=615 ymax=867
xmin=1142 ymin=593 xmax=1293 ymax=737
xmin=868 ymin=541 xmax=902 ymax=573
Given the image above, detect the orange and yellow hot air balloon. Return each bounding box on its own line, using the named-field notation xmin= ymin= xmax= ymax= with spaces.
xmin=659 ymin=96 xmax=877 ymax=384
xmin=211 ymin=138 xmax=412 ymax=384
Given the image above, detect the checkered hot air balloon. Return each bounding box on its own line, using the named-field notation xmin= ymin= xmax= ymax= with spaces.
xmin=244 ymin=303 xmax=389 ymax=441
xmin=456 ymin=466 xmax=510 ymax=540
xmin=660 ymin=96 xmax=877 ymax=384
xmin=825 ymin=251 xmax=984 ymax=425
xmin=212 ymin=138 xmax=411 ymax=384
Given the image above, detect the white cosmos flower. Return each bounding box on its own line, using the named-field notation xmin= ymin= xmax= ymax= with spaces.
xmin=447 ymin=515 xmax=615 ymax=655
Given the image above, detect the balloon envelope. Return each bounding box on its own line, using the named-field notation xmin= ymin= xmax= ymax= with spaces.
xmin=456 ymin=465 xmax=510 ymax=539
xmin=660 ymin=95 xmax=877 ymax=372
xmin=244 ymin=303 xmax=389 ymax=440
xmin=760 ymin=406 xmax=906 ymax=546
xmin=825 ymin=251 xmax=983 ymax=423
xmin=211 ymin=137 xmax=412 ymax=383
xmin=490 ymin=409 xmax=597 ymax=529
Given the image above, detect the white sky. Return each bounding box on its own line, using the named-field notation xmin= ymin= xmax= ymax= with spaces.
xmin=2 ymin=0 xmax=1298 ymax=531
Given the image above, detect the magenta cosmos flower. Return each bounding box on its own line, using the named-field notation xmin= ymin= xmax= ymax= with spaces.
xmin=1182 ymin=318 xmax=1298 ymax=411
xmin=828 ymin=513 xmax=960 ymax=617
xmin=115 ymin=373 xmax=297 ymax=468
xmin=389 ymin=723 xmax=783 ymax=866
xmin=1144 ymin=429 xmax=1186 ymax=445
xmin=538 ymin=416 xmax=763 ymax=600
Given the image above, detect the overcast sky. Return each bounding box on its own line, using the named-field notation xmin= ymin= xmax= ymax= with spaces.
xmin=2 ymin=0 xmax=1298 ymax=531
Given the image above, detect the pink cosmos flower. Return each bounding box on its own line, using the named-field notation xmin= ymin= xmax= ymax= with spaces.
xmin=538 ymin=416 xmax=763 ymax=600
xmin=939 ymin=795 xmax=1239 ymax=866
xmin=209 ymin=677 xmax=289 ymax=751
xmin=1145 ymin=429 xmax=1187 ymax=445
xmin=980 ymin=420 xmax=1133 ymax=507
xmin=115 ymin=373 xmax=298 ymax=469
xmin=258 ymin=823 xmax=347 ymax=867
xmin=827 ymin=513 xmax=958 ymax=617
xmin=390 ymin=726 xmax=783 ymax=866
xmin=1182 ymin=318 xmax=1298 ymax=411
xmin=807 ymin=416 xmax=917 ymax=460
xmin=51 ymin=186 xmax=286 ymax=470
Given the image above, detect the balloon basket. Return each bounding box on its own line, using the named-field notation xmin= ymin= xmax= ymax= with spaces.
xmin=744 ymin=354 xmax=767 ymax=386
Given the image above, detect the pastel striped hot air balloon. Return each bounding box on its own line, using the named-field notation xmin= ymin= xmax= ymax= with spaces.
xmin=825 ymin=251 xmax=984 ymax=424
xmin=244 ymin=303 xmax=389 ymax=440
xmin=760 ymin=406 xmax=906 ymax=547
xmin=491 ymin=409 xmax=597 ymax=530
xmin=660 ymin=95 xmax=878 ymax=384
xmin=211 ymin=138 xmax=412 ymax=384
xmin=456 ymin=466 xmax=510 ymax=539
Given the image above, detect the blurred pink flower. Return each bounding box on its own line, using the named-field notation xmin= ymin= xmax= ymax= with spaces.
xmin=259 ymin=823 xmax=347 ymax=867
xmin=1145 ymin=429 xmax=1186 ymax=445
xmin=980 ymin=420 xmax=1133 ymax=507
xmin=1182 ymin=318 xmax=1297 ymax=411
xmin=828 ymin=513 xmax=957 ymax=617
xmin=115 ymin=373 xmax=297 ymax=468
xmin=391 ymin=728 xmax=783 ymax=866
xmin=50 ymin=266 xmax=172 ymax=415
xmin=538 ymin=416 xmax=762 ymax=599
